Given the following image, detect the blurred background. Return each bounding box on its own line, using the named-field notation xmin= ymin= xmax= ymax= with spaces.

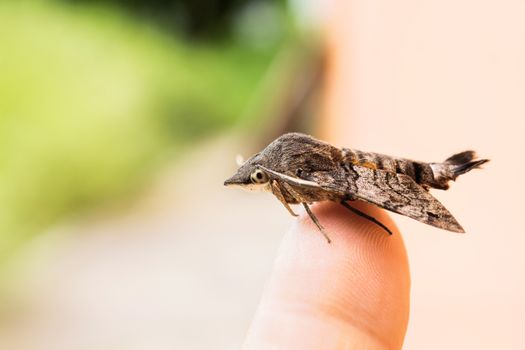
xmin=0 ymin=0 xmax=523 ymax=349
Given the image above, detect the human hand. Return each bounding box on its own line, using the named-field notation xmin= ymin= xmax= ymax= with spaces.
xmin=244 ymin=201 xmax=410 ymax=349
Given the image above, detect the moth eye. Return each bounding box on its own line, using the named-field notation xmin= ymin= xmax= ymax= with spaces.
xmin=250 ymin=169 xmax=268 ymax=184
xmin=296 ymin=168 xmax=303 ymax=177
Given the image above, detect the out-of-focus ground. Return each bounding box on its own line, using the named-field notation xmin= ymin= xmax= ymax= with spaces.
xmin=0 ymin=135 xmax=289 ymax=350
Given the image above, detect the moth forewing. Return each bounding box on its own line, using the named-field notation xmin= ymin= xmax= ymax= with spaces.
xmin=351 ymin=166 xmax=465 ymax=233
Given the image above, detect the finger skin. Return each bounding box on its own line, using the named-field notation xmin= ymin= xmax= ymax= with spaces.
xmin=244 ymin=201 xmax=410 ymax=350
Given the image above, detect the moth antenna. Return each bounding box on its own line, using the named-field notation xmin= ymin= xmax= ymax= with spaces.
xmin=257 ymin=165 xmax=321 ymax=188
xmin=302 ymin=203 xmax=332 ymax=243
xmin=235 ymin=154 xmax=245 ymax=166
xmin=340 ymin=201 xmax=393 ymax=235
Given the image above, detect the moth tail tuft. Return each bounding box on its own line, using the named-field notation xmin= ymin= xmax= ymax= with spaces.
xmin=444 ymin=151 xmax=489 ymax=179
xmin=445 ymin=150 xmax=476 ymax=165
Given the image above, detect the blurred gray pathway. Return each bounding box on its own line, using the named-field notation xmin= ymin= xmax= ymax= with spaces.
xmin=0 ymin=135 xmax=289 ymax=350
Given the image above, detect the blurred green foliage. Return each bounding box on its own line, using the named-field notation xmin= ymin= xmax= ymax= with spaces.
xmin=0 ymin=0 xmax=285 ymax=258
xmin=64 ymin=0 xmax=283 ymax=39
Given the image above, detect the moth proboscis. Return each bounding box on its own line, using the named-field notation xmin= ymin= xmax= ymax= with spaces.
xmin=224 ymin=132 xmax=489 ymax=243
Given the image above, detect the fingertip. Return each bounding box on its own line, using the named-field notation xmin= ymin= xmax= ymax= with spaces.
xmin=245 ymin=201 xmax=410 ymax=349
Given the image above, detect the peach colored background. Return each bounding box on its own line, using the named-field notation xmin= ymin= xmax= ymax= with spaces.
xmin=321 ymin=0 xmax=525 ymax=348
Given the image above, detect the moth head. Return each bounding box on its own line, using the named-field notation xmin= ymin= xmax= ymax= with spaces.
xmin=224 ymin=155 xmax=271 ymax=190
xmin=224 ymin=132 xmax=326 ymax=190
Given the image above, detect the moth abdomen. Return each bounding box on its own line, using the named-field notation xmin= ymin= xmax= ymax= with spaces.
xmin=341 ymin=148 xmax=488 ymax=191
xmin=342 ymin=149 xmax=394 ymax=171
xmin=342 ymin=148 xmax=428 ymax=182
xmin=429 ymin=151 xmax=489 ymax=190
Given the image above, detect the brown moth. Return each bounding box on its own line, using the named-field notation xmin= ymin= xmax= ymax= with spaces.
xmin=224 ymin=132 xmax=488 ymax=243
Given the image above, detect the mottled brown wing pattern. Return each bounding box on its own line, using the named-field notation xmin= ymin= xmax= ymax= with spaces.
xmin=343 ymin=165 xmax=465 ymax=233
xmin=224 ymin=133 xmax=488 ymax=240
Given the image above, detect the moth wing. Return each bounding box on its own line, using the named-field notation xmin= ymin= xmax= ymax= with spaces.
xmin=346 ymin=166 xmax=464 ymax=232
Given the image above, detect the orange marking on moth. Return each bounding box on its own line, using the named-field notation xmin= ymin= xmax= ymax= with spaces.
xmin=360 ymin=161 xmax=378 ymax=170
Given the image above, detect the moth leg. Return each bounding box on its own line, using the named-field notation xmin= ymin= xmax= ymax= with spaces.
xmin=302 ymin=203 xmax=332 ymax=244
xmin=279 ymin=182 xmax=331 ymax=243
xmin=271 ymin=180 xmax=298 ymax=217
xmin=340 ymin=201 xmax=393 ymax=236
xmin=280 ymin=182 xmax=308 ymax=202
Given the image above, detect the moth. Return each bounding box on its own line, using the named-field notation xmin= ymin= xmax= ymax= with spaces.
xmin=224 ymin=132 xmax=488 ymax=243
